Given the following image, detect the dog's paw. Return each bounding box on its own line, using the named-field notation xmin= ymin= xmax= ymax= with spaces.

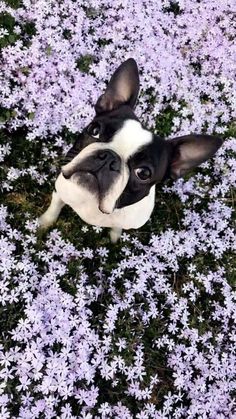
xmin=110 ymin=227 xmax=122 ymax=243
xmin=37 ymin=212 xmax=55 ymax=229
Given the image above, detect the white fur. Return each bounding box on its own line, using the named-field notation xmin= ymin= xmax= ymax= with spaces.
xmin=38 ymin=191 xmax=65 ymax=228
xmin=109 ymin=119 xmax=152 ymax=160
xmin=110 ymin=227 xmax=122 ymax=243
xmin=54 ymin=173 xmax=155 ymax=229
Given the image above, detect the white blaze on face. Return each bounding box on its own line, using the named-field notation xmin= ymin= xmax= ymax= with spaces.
xmin=62 ymin=119 xmax=152 ymax=213
xmin=109 ymin=119 xmax=152 ymax=160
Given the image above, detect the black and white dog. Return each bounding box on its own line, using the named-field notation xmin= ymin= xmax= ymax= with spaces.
xmin=39 ymin=58 xmax=222 ymax=242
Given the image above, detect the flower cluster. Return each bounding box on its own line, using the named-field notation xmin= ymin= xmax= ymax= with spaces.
xmin=0 ymin=137 xmax=235 ymax=417
xmin=0 ymin=0 xmax=235 ymax=139
xmin=0 ymin=0 xmax=235 ymax=418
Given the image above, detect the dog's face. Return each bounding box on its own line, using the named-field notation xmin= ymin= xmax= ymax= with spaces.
xmin=61 ymin=59 xmax=222 ymax=216
xmin=61 ymin=109 xmax=170 ymax=214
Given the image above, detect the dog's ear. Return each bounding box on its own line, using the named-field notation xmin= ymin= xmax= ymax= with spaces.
xmin=95 ymin=58 xmax=140 ymax=114
xmin=167 ymin=134 xmax=223 ymax=179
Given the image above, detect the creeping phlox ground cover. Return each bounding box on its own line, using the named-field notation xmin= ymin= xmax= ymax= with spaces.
xmin=0 ymin=0 xmax=236 ymax=418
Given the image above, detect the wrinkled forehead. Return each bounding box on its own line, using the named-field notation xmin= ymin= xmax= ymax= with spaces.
xmin=105 ymin=119 xmax=153 ymax=160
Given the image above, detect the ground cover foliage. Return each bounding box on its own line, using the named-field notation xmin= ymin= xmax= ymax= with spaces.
xmin=0 ymin=0 xmax=236 ymax=417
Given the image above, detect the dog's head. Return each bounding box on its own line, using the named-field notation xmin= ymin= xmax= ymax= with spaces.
xmin=62 ymin=59 xmax=222 ymax=215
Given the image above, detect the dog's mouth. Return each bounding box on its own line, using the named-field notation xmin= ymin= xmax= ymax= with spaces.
xmin=62 ymin=169 xmax=117 ymax=215
xmin=63 ymin=169 xmax=98 ymax=191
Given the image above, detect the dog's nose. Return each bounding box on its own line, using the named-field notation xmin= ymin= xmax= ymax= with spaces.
xmin=96 ymin=150 xmax=121 ymax=172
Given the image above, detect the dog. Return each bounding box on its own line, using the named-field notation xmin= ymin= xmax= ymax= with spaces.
xmin=38 ymin=58 xmax=223 ymax=242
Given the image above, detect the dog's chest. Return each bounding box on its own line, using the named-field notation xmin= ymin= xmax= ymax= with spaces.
xmin=55 ymin=174 xmax=155 ymax=229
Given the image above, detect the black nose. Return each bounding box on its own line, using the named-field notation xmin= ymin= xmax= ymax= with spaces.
xmin=96 ymin=150 xmax=121 ymax=172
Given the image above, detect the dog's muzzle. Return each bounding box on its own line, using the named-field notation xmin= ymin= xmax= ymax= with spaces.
xmin=62 ymin=149 xmax=123 ymax=214
xmin=62 ymin=149 xmax=121 ymax=178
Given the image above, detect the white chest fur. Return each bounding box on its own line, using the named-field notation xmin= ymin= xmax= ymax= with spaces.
xmin=55 ymin=173 xmax=155 ymax=230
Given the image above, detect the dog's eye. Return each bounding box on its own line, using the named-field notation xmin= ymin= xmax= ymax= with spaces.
xmin=134 ymin=166 xmax=152 ymax=181
xmin=88 ymin=123 xmax=101 ymax=138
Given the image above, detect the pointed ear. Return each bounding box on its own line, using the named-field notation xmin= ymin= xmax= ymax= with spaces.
xmin=95 ymin=58 xmax=140 ymax=114
xmin=167 ymin=134 xmax=223 ymax=179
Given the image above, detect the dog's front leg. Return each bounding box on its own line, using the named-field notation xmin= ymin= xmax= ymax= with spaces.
xmin=38 ymin=190 xmax=65 ymax=229
xmin=110 ymin=227 xmax=122 ymax=243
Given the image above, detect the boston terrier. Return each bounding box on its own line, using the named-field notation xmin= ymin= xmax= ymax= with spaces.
xmin=38 ymin=58 xmax=223 ymax=242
